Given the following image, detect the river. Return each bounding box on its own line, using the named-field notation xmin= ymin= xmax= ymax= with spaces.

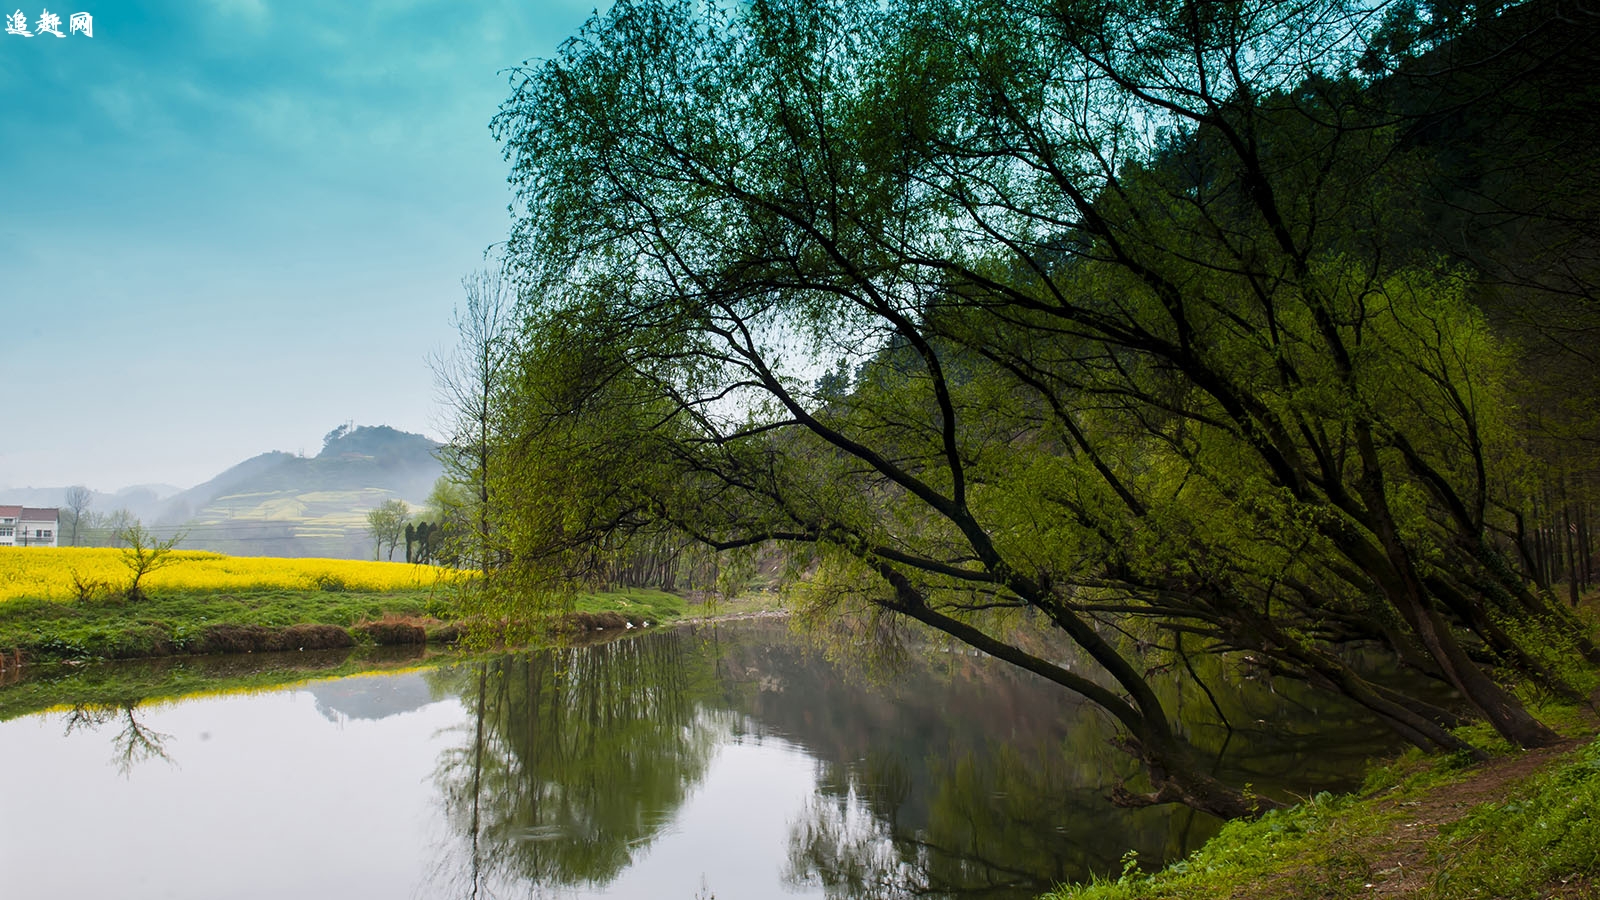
xmin=0 ymin=620 xmax=1398 ymax=899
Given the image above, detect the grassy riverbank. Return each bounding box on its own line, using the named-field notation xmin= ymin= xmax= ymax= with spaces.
xmin=1049 ymin=705 xmax=1600 ymax=900
xmin=0 ymin=596 xmax=782 ymax=725
xmin=0 ymin=546 xmax=688 ymax=666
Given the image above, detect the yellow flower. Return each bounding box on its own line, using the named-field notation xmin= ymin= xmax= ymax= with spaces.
xmin=0 ymin=546 xmax=460 ymax=603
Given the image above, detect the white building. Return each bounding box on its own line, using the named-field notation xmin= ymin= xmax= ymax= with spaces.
xmin=0 ymin=506 xmax=59 ymax=547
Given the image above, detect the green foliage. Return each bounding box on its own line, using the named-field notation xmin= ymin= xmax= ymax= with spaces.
xmin=365 ymin=499 xmax=410 ymax=561
xmin=1496 ymin=610 xmax=1600 ymax=703
xmin=482 ymin=0 xmax=1596 ymax=815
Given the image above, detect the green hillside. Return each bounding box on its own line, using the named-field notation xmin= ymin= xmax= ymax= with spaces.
xmin=151 ymin=425 xmax=444 ymax=558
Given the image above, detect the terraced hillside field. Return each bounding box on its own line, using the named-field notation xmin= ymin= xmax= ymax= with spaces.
xmin=146 ymin=425 xmax=443 ymax=558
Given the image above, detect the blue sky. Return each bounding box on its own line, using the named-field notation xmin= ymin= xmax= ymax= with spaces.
xmin=0 ymin=0 xmax=600 ymax=491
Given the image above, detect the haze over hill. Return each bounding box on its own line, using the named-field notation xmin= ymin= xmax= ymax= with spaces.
xmin=3 ymin=425 xmax=445 ymax=559
xmin=159 ymin=425 xmax=444 ymax=558
xmin=0 ymin=484 xmax=184 ymax=525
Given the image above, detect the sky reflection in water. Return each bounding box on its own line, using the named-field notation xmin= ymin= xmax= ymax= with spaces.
xmin=0 ymin=621 xmax=1394 ymax=899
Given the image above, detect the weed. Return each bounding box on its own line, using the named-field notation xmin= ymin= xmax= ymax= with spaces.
xmin=314 ymin=573 xmax=349 ymax=592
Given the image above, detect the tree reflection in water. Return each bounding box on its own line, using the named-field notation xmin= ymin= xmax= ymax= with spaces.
xmin=61 ymin=702 xmax=175 ymax=776
xmin=427 ymin=622 xmax=1407 ymax=899
xmin=778 ymin=639 xmax=1402 ymax=898
xmin=427 ymin=634 xmax=722 ymax=897
xmin=785 ymin=740 xmax=1163 ymax=898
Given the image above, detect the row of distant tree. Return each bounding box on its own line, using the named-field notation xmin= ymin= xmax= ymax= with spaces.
xmin=363 ymin=477 xmax=475 ymax=565
xmin=52 ymin=485 xmax=155 ymax=549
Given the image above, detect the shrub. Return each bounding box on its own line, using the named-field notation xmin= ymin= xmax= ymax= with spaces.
xmin=314 ymin=573 xmax=349 ymax=593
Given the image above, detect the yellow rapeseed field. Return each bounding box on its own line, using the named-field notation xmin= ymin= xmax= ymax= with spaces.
xmin=0 ymin=546 xmax=459 ymax=603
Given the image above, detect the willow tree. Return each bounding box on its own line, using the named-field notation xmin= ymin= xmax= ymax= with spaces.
xmin=489 ymin=0 xmax=1579 ymax=817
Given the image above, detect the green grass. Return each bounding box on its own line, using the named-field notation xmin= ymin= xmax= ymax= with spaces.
xmin=1425 ymin=738 xmax=1600 ymax=898
xmin=1042 ymin=709 xmax=1600 ymax=900
xmin=0 ymin=584 xmax=690 ymax=664
xmin=0 ymin=587 xmax=451 ymax=662
xmin=573 ymin=589 xmax=689 ymax=623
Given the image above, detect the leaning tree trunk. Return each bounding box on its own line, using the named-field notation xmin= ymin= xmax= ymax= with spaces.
xmin=1348 ymin=530 xmax=1562 ymax=748
xmin=1114 ymin=733 xmax=1278 ymax=820
xmin=1334 ymin=434 xmax=1565 ymax=750
xmin=874 ymin=567 xmax=1278 ymax=820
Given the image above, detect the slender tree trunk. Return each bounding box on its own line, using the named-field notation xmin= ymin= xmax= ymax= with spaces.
xmin=1565 ymin=500 xmax=1580 ymax=607
xmin=1336 ymin=525 xmax=1561 ymax=748
xmin=1532 ymin=492 xmax=1552 ymax=590
xmin=873 ymin=565 xmax=1277 ymax=820
xmin=1512 ymin=506 xmax=1548 ymax=591
xmin=1579 ymin=502 xmax=1593 ymax=589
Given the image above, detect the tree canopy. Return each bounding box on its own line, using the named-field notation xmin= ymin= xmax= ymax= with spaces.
xmin=481 ymin=0 xmax=1600 ymax=818
xmin=366 ymin=499 xmax=410 ymax=562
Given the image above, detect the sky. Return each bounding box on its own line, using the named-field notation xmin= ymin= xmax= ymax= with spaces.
xmin=0 ymin=0 xmax=603 ymax=492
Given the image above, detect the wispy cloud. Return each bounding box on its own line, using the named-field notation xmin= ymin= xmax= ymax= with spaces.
xmin=0 ymin=0 xmax=605 ymax=489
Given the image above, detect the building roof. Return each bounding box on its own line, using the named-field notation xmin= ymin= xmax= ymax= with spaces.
xmin=19 ymin=507 xmax=58 ymax=522
xmin=0 ymin=505 xmax=21 ymax=519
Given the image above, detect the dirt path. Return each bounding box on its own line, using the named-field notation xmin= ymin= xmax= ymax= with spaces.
xmin=1357 ymin=741 xmax=1579 ymax=897
xmin=1234 ymin=713 xmax=1597 ymax=900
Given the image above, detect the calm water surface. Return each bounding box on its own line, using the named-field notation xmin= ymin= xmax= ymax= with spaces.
xmin=0 ymin=621 xmax=1396 ymax=899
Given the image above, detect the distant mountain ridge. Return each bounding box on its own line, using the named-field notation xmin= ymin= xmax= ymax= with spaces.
xmin=156 ymin=426 xmax=442 ymax=523
xmin=5 ymin=426 xmax=445 ymax=558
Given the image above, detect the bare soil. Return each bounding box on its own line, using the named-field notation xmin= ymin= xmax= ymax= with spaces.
xmin=1359 ymin=741 xmax=1578 ymax=897
xmin=1237 ymin=719 xmax=1596 ymax=900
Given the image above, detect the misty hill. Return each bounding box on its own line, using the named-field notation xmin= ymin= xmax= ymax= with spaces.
xmin=152 ymin=425 xmax=445 ymax=559
xmin=0 ymin=484 xmax=182 ymax=524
